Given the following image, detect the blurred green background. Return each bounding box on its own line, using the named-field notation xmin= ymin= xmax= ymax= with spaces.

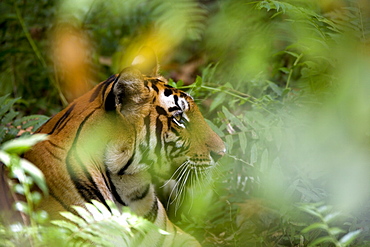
xmin=1 ymin=0 xmax=370 ymax=246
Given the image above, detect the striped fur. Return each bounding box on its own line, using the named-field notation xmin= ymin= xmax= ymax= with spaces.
xmin=24 ymin=61 xmax=225 ymax=246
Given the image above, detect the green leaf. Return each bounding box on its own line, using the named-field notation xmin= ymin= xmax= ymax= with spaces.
xmin=279 ymin=67 xmax=290 ymax=74
xmin=0 ymin=94 xmax=10 ymax=105
xmin=1 ymin=134 xmax=48 ymax=154
xmin=73 ymin=205 xmax=94 ymax=223
xmin=339 ymin=229 xmax=362 ymax=246
xmin=20 ymin=115 xmax=49 ymax=130
xmin=20 ymin=158 xmax=48 ymax=194
xmin=1 ymin=110 xmax=19 ymax=125
xmin=298 ymin=204 xmax=322 ymax=218
xmin=106 ymin=200 xmax=121 ymax=217
xmin=250 ymin=144 xmax=258 ymax=164
xmin=13 ymin=183 xmax=25 ymax=195
xmin=60 ymin=211 xmax=87 ymax=227
xmin=225 ymin=135 xmax=234 ymax=151
xmin=85 ymin=202 xmax=104 ymax=221
xmin=284 ymin=50 xmax=300 ymax=58
xmin=14 ymin=201 xmax=29 ymax=214
xmin=238 ymin=132 xmax=247 ymax=154
xmin=260 ymin=149 xmax=269 ymax=172
xmin=52 ymin=220 xmax=80 ymax=232
xmin=328 ymin=227 xmax=345 ymax=236
xmin=34 ymin=210 xmax=49 ymax=223
xmin=308 ymin=236 xmax=335 ymax=246
xmin=168 ymin=79 xmax=177 ymax=88
xmin=257 ymin=2 xmax=271 ymax=11
xmin=92 ymin=200 xmax=112 ymax=218
xmin=323 ymin=212 xmax=341 ymax=223
xmin=267 ymin=81 xmax=283 ymax=96
xmin=194 ymin=75 xmax=203 ymax=88
xmin=302 ymin=222 xmax=328 ymax=233
xmin=0 ymin=97 xmax=20 ymax=117
xmin=209 ymin=93 xmax=226 ymax=112
xmin=31 ymin=191 xmax=42 ymax=205
xmin=0 ymin=150 xmax=11 ymax=166
xmin=317 ymin=205 xmax=332 ymax=214
xmin=222 ymin=107 xmax=247 ymax=132
xmin=11 ymin=166 xmax=27 ymax=183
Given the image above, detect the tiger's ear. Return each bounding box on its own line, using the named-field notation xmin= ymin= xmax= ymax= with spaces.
xmin=131 ymin=46 xmax=159 ymax=76
xmin=105 ymin=67 xmax=149 ymax=114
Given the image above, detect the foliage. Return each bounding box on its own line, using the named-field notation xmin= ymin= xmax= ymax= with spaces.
xmin=0 ymin=94 xmax=49 ymax=143
xmin=1 ymin=0 xmax=370 ymax=246
xmin=0 ymin=134 xmax=48 ymax=243
xmin=299 ymin=203 xmax=362 ymax=247
xmin=51 ymin=200 xmax=159 ymax=247
xmin=0 ymin=135 xmax=157 ymax=246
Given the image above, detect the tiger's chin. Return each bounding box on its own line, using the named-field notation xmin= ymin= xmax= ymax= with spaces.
xmin=154 ymin=157 xmax=216 ymax=212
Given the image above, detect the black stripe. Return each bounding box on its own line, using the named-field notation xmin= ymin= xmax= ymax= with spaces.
xmin=155 ymin=117 xmax=163 ymax=151
xmin=104 ymin=75 xmax=121 ymax=111
xmin=171 ymin=127 xmax=180 ymax=136
xmin=117 ymin=127 xmax=137 ymax=175
xmin=89 ymin=74 xmax=117 ymax=102
xmin=180 ymin=92 xmax=188 ymax=98
xmin=173 ymin=95 xmax=181 ymax=110
xmin=45 ymin=146 xmax=63 ymax=162
xmin=164 ymin=88 xmax=172 ymax=97
xmin=152 ymin=83 xmax=159 ymax=93
xmin=46 ymin=140 xmax=66 ymax=150
xmin=66 ymin=108 xmax=109 ymax=209
xmin=131 ymin=184 xmax=150 ymax=201
xmin=143 ymin=114 xmax=151 ymax=145
xmin=165 ymin=141 xmax=177 ymax=159
xmin=156 ymin=106 xmax=167 ymax=115
xmin=35 ymin=117 xmax=51 ymax=133
xmin=90 ymin=81 xmax=105 ymax=102
xmin=49 ymin=190 xmax=74 ymax=213
xmin=167 ymin=116 xmax=172 ymax=130
xmin=155 ymin=117 xmax=163 ymax=164
xmin=144 ymin=198 xmax=158 ymax=222
xmin=101 ymin=75 xmax=117 ymax=103
xmin=105 ymin=169 xmax=127 ymax=206
xmin=117 ymin=152 xmax=135 ymax=175
xmin=143 ymin=79 xmax=149 ymax=87
xmin=168 ymin=106 xmax=180 ymax=112
xmin=48 ymin=103 xmax=76 ymax=135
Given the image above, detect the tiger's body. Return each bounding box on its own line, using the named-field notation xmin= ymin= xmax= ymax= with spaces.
xmin=23 ymin=54 xmax=225 ymax=246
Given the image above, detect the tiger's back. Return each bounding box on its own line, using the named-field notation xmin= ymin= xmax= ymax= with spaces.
xmin=24 ymin=54 xmax=225 ymax=246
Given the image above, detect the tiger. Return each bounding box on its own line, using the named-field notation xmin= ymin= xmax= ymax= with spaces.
xmin=23 ymin=51 xmax=225 ymax=246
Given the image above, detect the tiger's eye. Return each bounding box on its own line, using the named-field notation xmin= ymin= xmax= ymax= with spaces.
xmin=172 ymin=113 xmax=186 ymax=128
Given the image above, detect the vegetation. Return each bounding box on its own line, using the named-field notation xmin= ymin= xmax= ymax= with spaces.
xmin=1 ymin=0 xmax=370 ymax=246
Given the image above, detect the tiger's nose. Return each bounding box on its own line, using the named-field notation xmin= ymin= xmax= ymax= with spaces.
xmin=210 ymin=149 xmax=226 ymax=162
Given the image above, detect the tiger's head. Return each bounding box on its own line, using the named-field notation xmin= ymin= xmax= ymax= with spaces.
xmin=103 ymin=54 xmax=225 ymax=191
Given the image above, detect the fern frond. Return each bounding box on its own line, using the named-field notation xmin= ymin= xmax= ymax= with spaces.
xmin=52 ymin=200 xmax=159 ymax=247
xmin=326 ymin=6 xmax=370 ymax=43
xmin=0 ymin=95 xmax=49 ymax=143
xmin=151 ymin=0 xmax=207 ymax=41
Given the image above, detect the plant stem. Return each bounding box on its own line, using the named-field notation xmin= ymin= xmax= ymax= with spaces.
xmin=201 ymin=85 xmax=254 ymax=103
xmin=286 ymin=53 xmax=303 ymax=89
